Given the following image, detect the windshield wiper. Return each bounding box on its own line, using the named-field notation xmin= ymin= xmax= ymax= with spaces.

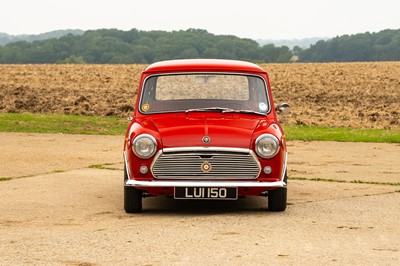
xmin=222 ymin=109 xmax=266 ymax=116
xmin=185 ymin=107 xmax=266 ymax=116
xmin=185 ymin=107 xmax=234 ymax=114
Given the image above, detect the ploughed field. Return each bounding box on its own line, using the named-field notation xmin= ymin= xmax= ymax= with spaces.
xmin=0 ymin=62 xmax=399 ymax=129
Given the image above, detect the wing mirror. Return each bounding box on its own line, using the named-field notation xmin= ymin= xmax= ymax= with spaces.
xmin=277 ymin=103 xmax=290 ymax=115
xmin=127 ymin=107 xmax=135 ymax=121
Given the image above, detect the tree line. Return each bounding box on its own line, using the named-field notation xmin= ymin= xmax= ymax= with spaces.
xmin=0 ymin=29 xmax=292 ymax=64
xmin=0 ymin=28 xmax=398 ymax=64
xmin=297 ymin=29 xmax=400 ymax=62
xmin=0 ymin=29 xmax=84 ymax=46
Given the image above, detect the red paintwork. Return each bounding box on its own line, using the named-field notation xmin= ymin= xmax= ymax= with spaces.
xmin=124 ymin=59 xmax=286 ymax=197
xmin=148 ymin=113 xmax=262 ymax=149
xmin=143 ymin=59 xmax=266 ymax=75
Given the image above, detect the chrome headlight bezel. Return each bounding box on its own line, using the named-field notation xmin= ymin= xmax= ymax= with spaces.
xmin=255 ymin=134 xmax=280 ymax=159
xmin=132 ymin=134 xmax=157 ymax=159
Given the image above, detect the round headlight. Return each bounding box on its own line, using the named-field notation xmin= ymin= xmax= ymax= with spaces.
xmin=132 ymin=134 xmax=157 ymax=159
xmin=255 ymin=134 xmax=280 ymax=159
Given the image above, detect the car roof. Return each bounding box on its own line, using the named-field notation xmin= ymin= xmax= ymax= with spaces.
xmin=144 ymin=59 xmax=266 ymax=74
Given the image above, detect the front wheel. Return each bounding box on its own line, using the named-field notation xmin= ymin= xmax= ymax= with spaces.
xmin=268 ymin=170 xmax=287 ymax=211
xmin=124 ymin=186 xmax=143 ymax=213
xmin=268 ymin=187 xmax=287 ymax=211
xmin=124 ymin=164 xmax=142 ymax=213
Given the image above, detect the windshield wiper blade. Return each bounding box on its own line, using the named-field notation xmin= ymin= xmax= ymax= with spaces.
xmin=185 ymin=107 xmax=233 ymax=114
xmin=222 ymin=109 xmax=266 ymax=116
xmin=185 ymin=107 xmax=266 ymax=116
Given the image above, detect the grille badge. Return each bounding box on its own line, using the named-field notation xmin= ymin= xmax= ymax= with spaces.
xmin=201 ymin=162 xmax=212 ymax=172
xmin=202 ymin=136 xmax=211 ymax=144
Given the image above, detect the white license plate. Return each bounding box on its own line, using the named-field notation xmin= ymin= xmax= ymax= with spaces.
xmin=174 ymin=187 xmax=238 ymax=200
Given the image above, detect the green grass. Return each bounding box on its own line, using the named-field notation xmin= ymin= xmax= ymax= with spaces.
xmin=0 ymin=112 xmax=128 ymax=135
xmin=88 ymin=163 xmax=121 ymax=170
xmin=1 ymin=112 xmax=399 ymax=143
xmin=52 ymin=170 xmax=65 ymax=173
xmin=283 ymin=125 xmax=400 ymax=143
xmin=291 ymin=177 xmax=400 ymax=186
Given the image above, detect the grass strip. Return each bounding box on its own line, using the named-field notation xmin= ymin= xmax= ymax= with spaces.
xmin=291 ymin=177 xmax=400 ymax=186
xmin=1 ymin=112 xmax=399 ymax=143
xmin=283 ymin=125 xmax=400 ymax=143
xmin=88 ymin=162 xmax=122 ymax=170
xmin=0 ymin=112 xmax=128 ymax=135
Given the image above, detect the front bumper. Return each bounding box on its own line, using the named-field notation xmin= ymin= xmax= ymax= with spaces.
xmin=125 ymin=179 xmax=286 ymax=188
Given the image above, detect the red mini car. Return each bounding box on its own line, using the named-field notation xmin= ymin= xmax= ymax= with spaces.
xmin=123 ymin=59 xmax=290 ymax=212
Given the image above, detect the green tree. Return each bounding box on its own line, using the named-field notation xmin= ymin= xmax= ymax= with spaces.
xmin=0 ymin=28 xmax=296 ymax=63
xmin=299 ymin=29 xmax=400 ymax=62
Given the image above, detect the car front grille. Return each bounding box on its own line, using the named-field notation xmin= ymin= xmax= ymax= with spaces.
xmin=151 ymin=148 xmax=260 ymax=179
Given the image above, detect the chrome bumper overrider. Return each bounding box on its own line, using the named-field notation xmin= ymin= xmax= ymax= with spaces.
xmin=125 ymin=179 xmax=286 ymax=188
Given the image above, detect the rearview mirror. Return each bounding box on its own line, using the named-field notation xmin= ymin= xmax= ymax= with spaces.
xmin=195 ymin=75 xmax=217 ymax=84
xmin=277 ymin=103 xmax=290 ymax=115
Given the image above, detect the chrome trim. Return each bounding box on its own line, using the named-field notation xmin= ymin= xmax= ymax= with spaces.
xmin=281 ymin=151 xmax=288 ymax=183
xmin=160 ymin=146 xmax=254 ymax=153
xmin=150 ymin=149 xmax=163 ymax=172
xmin=123 ymin=151 xmax=131 ymax=182
xmin=150 ymin=147 xmax=261 ymax=179
xmin=125 ymin=179 xmax=286 ymax=188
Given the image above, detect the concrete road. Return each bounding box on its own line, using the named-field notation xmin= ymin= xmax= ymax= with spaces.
xmin=0 ymin=133 xmax=399 ymax=265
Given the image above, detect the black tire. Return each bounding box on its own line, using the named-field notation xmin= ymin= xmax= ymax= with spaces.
xmin=268 ymin=170 xmax=288 ymax=211
xmin=124 ymin=186 xmax=143 ymax=213
xmin=268 ymin=187 xmax=287 ymax=211
xmin=124 ymin=165 xmax=142 ymax=213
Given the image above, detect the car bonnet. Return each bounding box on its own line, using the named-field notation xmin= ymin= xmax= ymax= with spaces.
xmin=148 ymin=115 xmax=263 ymax=149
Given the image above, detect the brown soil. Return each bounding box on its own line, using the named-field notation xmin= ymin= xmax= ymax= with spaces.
xmin=0 ymin=62 xmax=399 ymax=129
xmin=0 ymin=133 xmax=399 ymax=265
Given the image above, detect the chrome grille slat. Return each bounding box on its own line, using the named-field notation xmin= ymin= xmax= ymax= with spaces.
xmin=151 ymin=149 xmax=260 ymax=180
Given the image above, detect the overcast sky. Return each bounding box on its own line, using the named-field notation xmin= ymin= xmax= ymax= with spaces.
xmin=1 ymin=0 xmax=399 ymax=39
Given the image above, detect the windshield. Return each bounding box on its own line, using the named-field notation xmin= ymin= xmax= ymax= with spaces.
xmin=139 ymin=73 xmax=270 ymax=114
